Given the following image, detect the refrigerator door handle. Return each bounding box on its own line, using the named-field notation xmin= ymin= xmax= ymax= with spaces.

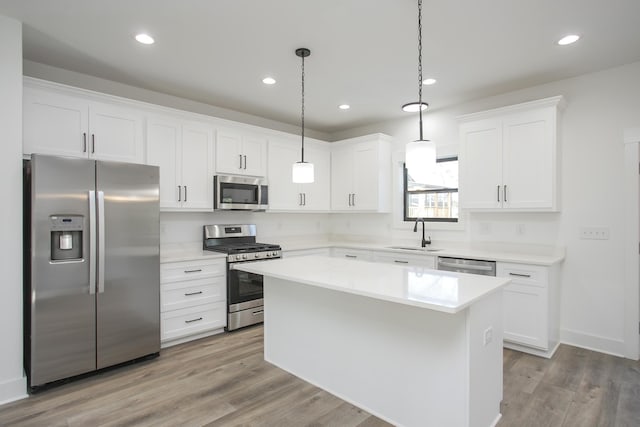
xmin=97 ymin=190 xmax=106 ymax=293
xmin=89 ymin=190 xmax=97 ymax=295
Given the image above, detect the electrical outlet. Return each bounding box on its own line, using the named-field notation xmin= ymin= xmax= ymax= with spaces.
xmin=479 ymin=222 xmax=491 ymax=235
xmin=483 ymin=326 xmax=493 ymax=346
xmin=516 ymin=223 xmax=526 ymax=235
xmin=579 ymin=227 xmax=610 ymax=240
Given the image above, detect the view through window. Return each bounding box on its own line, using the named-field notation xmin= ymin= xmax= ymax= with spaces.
xmin=404 ymin=157 xmax=459 ymax=222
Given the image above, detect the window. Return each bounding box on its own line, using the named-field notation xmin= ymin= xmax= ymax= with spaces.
xmin=404 ymin=156 xmax=459 ymax=222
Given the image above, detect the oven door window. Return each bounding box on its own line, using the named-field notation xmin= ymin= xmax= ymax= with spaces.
xmin=229 ymin=268 xmax=263 ymax=304
xmin=220 ymin=183 xmax=259 ymax=205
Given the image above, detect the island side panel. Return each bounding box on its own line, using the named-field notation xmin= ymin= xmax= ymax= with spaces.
xmin=467 ymin=289 xmax=504 ymax=427
xmin=263 ymin=277 xmax=470 ymax=427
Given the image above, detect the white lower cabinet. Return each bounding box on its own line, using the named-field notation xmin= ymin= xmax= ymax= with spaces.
xmin=160 ymin=258 xmax=227 ymax=347
xmin=372 ymin=251 xmax=436 ymax=268
xmin=498 ymin=262 xmax=559 ymax=357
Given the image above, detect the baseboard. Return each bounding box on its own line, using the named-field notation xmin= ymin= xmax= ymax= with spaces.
xmin=0 ymin=375 xmax=27 ymax=406
xmin=560 ymin=328 xmax=626 ymax=357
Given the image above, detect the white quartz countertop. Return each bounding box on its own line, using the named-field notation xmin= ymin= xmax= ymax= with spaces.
xmin=234 ymin=255 xmax=511 ymax=314
xmin=279 ymin=240 xmax=565 ymax=266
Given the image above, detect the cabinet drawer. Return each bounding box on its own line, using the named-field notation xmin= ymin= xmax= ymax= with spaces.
xmin=497 ymin=262 xmax=548 ymax=287
xmin=161 ymin=259 xmax=226 ymax=283
xmin=161 ymin=276 xmax=225 ymax=312
xmin=373 ymin=251 xmax=436 ymax=268
xmin=161 ymin=302 xmax=226 ymax=342
xmin=331 ymin=248 xmax=373 ymax=261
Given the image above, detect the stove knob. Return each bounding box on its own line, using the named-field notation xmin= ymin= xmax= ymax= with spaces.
xmin=242 ymin=254 xmax=248 ymax=260
xmin=254 ymin=253 xmax=259 ymax=259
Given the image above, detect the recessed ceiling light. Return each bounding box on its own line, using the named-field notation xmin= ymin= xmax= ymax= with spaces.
xmin=262 ymin=77 xmax=276 ymax=85
xmin=557 ymin=34 xmax=580 ymax=46
xmin=402 ymin=102 xmax=429 ymax=113
xmin=135 ymin=33 xmax=155 ymax=45
xmin=338 ymin=104 xmax=350 ymax=110
xmin=422 ymin=78 xmax=437 ymax=85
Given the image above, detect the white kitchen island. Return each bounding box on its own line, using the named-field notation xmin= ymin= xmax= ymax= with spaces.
xmin=235 ymin=255 xmax=511 ymax=427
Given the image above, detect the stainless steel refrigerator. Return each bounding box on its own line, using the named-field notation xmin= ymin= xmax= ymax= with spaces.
xmin=24 ymin=154 xmax=160 ymax=391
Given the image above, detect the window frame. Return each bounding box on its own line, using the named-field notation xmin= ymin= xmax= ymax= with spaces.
xmin=403 ymin=156 xmax=459 ymax=223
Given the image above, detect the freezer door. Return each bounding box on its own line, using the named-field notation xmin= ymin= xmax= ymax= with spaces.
xmin=96 ymin=161 xmax=160 ymax=369
xmin=28 ymin=155 xmax=96 ymax=387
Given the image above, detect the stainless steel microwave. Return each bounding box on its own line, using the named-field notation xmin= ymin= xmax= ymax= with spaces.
xmin=214 ymin=175 xmax=268 ymax=211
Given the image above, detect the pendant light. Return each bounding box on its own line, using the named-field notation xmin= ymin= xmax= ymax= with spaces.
xmin=405 ymin=0 xmax=436 ymax=176
xmin=292 ymin=47 xmax=314 ymax=183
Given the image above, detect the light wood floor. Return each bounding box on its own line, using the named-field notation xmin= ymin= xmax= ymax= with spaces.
xmin=1 ymin=326 xmax=639 ymax=426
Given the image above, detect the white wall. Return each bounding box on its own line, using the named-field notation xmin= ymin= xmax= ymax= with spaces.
xmin=0 ymin=15 xmax=27 ymax=403
xmin=160 ymin=212 xmax=330 ymax=246
xmin=331 ymin=61 xmax=640 ymax=356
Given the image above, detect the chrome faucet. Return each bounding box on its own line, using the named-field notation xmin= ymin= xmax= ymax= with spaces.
xmin=413 ymin=218 xmax=432 ymax=247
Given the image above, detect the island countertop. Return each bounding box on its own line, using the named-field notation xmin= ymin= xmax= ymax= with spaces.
xmin=234 ymin=255 xmax=511 ymax=314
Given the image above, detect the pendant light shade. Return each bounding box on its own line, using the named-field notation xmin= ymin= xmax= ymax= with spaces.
xmin=292 ymin=161 xmax=315 ymax=183
xmin=292 ymin=47 xmax=314 ymax=183
xmin=405 ymin=139 xmax=436 ymax=175
xmin=405 ymin=0 xmax=436 ymax=172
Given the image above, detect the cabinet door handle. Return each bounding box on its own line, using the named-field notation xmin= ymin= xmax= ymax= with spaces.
xmin=184 ymin=291 xmax=203 ymax=296
xmin=184 ymin=317 xmax=203 ymax=324
xmin=184 ymin=269 xmax=202 ymax=273
xmin=184 ymin=185 xmax=187 ymax=202
xmin=83 ymin=133 xmax=87 ymax=152
xmin=508 ymin=272 xmax=531 ymax=278
xmin=302 ymin=193 xmax=306 ymax=206
xmin=243 ymin=155 xmax=247 ymax=169
xmin=352 ymin=193 xmax=355 ymax=206
xmin=394 ymin=260 xmax=409 ymax=264
xmin=348 ymin=193 xmax=352 ymax=206
xmin=239 ymin=154 xmax=243 ymax=169
xmin=178 ymin=186 xmax=182 ymax=202
xmin=91 ymin=134 xmax=96 ymax=154
xmin=497 ymin=185 xmax=500 ymax=202
xmin=345 ymin=254 xmax=357 ymax=258
xmin=252 ymin=309 xmax=264 ymax=316
xmin=503 ymin=185 xmax=507 ymax=203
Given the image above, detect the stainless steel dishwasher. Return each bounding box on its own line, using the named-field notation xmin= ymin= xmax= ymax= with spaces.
xmin=437 ymin=256 xmax=496 ymax=276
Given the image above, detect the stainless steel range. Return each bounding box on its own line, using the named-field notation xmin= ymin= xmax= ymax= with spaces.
xmin=203 ymin=224 xmax=281 ymax=331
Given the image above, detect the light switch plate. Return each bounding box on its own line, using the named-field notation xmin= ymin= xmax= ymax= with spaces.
xmin=579 ymin=227 xmax=610 ymax=240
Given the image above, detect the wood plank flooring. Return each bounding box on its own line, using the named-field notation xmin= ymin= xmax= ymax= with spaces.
xmin=1 ymin=326 xmax=639 ymax=426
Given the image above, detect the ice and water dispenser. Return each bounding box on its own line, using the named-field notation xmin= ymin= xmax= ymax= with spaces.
xmin=50 ymin=215 xmax=83 ymax=261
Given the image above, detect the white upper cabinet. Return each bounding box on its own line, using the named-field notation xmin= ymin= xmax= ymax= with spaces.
xmin=215 ymin=127 xmax=267 ymax=177
xmin=147 ymin=115 xmax=214 ymax=211
xmin=459 ymin=96 xmax=563 ymax=211
xmin=268 ymin=138 xmax=330 ymax=211
xmin=23 ymin=80 xmax=144 ymax=164
xmin=330 ymin=134 xmax=392 ymax=212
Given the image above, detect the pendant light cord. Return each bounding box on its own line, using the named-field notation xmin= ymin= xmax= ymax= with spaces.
xmin=418 ymin=0 xmax=424 ymax=141
xmin=301 ymin=52 xmax=306 ymax=162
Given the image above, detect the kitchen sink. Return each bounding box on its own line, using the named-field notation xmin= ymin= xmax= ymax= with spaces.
xmin=386 ymin=246 xmax=443 ymax=252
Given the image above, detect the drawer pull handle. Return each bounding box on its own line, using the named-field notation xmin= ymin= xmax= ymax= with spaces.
xmin=184 ymin=269 xmax=202 ymax=273
xmin=394 ymin=260 xmax=409 ymax=264
xmin=509 ymin=272 xmax=532 ymax=278
xmin=184 ymin=291 xmax=203 ymax=296
xmin=252 ymin=310 xmax=264 ymax=316
xmin=185 ymin=317 xmax=203 ymax=324
xmin=345 ymin=255 xmax=357 ymax=258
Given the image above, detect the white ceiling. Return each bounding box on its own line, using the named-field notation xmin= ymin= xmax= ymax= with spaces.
xmin=1 ymin=0 xmax=640 ymax=134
